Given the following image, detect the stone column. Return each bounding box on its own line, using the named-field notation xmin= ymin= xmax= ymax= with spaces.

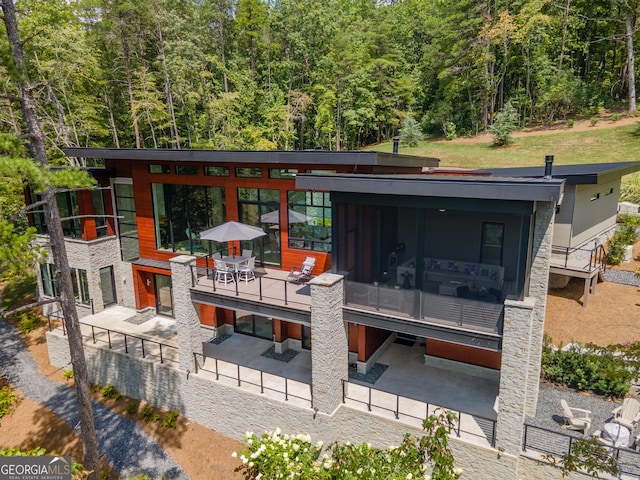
xmin=496 ymin=296 xmax=535 ymax=456
xmin=309 ymin=273 xmax=348 ymax=415
xmin=525 ymin=201 xmax=555 ymax=414
xmin=170 ymin=255 xmax=203 ymax=372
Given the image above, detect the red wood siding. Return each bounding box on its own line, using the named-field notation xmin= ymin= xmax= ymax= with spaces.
xmin=426 ymin=339 xmax=501 ymax=370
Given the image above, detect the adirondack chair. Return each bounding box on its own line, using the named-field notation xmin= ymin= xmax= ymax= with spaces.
xmin=560 ymin=399 xmax=591 ymax=434
xmin=612 ymin=398 xmax=640 ymax=431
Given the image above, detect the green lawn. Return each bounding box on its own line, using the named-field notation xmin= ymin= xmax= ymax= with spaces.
xmin=368 ymin=123 xmax=640 ymax=169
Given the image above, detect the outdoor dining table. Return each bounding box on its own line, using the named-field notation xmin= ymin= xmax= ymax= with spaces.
xmin=222 ymin=255 xmax=249 ymax=273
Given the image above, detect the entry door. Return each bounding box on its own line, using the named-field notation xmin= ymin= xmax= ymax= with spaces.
xmin=99 ymin=266 xmax=117 ymax=307
xmin=154 ymin=274 xmax=174 ymax=317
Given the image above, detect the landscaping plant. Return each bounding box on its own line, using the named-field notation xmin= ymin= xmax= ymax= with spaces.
xmin=16 ymin=310 xmax=41 ymax=334
xmin=541 ymin=337 xmax=640 ymax=397
xmin=100 ymin=384 xmax=122 ymax=400
xmin=0 ymin=386 xmax=17 ymax=419
xmin=233 ymin=409 xmax=463 ymax=480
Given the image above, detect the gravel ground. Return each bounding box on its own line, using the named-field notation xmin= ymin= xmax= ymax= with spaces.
xmin=604 ymin=269 xmax=640 ymax=287
xmin=0 ymin=320 xmax=189 ymax=479
xmin=527 ymin=381 xmax=622 ymax=437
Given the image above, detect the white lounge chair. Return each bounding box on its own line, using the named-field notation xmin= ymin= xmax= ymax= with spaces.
xmin=612 ymin=398 xmax=640 ymax=431
xmin=288 ymin=256 xmax=316 ymax=283
xmin=560 ymin=399 xmax=592 ymax=434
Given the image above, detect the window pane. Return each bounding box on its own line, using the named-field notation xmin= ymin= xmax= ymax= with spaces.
xmin=91 ymin=189 xmax=109 ymax=238
xmin=204 ymin=166 xmax=229 ymax=177
xmin=71 ymin=268 xmax=80 ymax=302
xmin=50 ymin=264 xmax=59 ymax=297
xmin=149 ymin=164 xmax=170 ymax=174
xmin=269 ymin=168 xmax=297 ymax=179
xmin=175 ymin=165 xmax=199 ymax=175
xmin=236 ymin=167 xmax=262 ymax=178
xmin=80 ymin=270 xmax=90 ymax=304
xmin=41 ymin=263 xmax=52 ymax=296
xmin=287 ymin=190 xmax=331 ymax=252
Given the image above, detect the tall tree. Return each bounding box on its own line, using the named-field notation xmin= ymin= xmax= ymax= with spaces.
xmin=0 ymin=2 xmax=100 ymax=479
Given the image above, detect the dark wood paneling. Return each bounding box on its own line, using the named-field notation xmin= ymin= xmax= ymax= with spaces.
xmin=426 ymin=339 xmax=501 ymax=370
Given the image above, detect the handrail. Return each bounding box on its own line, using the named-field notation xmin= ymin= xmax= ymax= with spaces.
xmin=342 ymin=379 xmax=496 ymax=447
xmin=193 ymin=352 xmax=313 ymax=409
xmin=59 ymin=320 xmax=179 ymax=365
xmin=190 ymin=264 xmax=311 ymax=309
xmin=522 ymin=423 xmax=640 ymax=478
xmin=550 ymin=243 xmax=607 ymax=273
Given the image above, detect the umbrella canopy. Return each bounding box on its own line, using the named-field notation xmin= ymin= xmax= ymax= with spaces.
xmin=260 ymin=209 xmax=307 ymax=224
xmin=199 ymin=221 xmax=267 ymax=242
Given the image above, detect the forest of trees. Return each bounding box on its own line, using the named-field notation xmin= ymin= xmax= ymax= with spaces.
xmin=1 ymin=0 xmax=640 ymax=159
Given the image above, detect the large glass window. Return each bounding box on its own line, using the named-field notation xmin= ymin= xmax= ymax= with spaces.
xmin=70 ymin=268 xmax=90 ymax=304
xmin=91 ymin=189 xmax=109 ymax=238
xmin=234 ymin=312 xmax=273 ymax=340
xmin=114 ymin=182 xmax=140 ymax=262
xmin=152 ymin=183 xmax=226 ymax=255
xmin=238 ymin=188 xmax=279 ymax=266
xmin=50 ymin=191 xmax=81 ymax=238
xmin=287 ymin=191 xmax=331 ymax=252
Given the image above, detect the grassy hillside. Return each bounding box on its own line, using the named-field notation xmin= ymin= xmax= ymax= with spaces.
xmin=368 ymin=122 xmax=640 ymax=168
xmin=366 ymin=120 xmax=640 ymax=202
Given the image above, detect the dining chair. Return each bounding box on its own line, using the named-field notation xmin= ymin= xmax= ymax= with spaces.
xmin=238 ymin=256 xmax=256 ymax=284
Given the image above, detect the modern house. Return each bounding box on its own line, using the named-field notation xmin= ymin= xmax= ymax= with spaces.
xmin=34 ymin=149 xmax=640 ymax=479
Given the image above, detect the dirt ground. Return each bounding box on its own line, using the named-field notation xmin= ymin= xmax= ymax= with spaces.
xmin=545 ymin=240 xmax=640 ymax=346
xmin=0 ymin=321 xmax=244 ymax=479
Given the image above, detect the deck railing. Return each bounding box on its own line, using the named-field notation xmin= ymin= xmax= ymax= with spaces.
xmin=190 ymin=263 xmax=311 ymax=309
xmin=58 ymin=320 xmax=179 ymax=365
xmin=550 ymin=243 xmax=607 ymax=273
xmin=342 ymin=380 xmax=497 ymax=447
xmin=193 ymin=353 xmax=313 ymax=409
xmin=343 ymin=281 xmax=504 ymax=335
xmin=523 ymin=424 xmax=640 ymax=478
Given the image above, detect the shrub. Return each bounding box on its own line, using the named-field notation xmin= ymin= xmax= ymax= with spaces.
xmin=233 ymin=410 xmax=463 ymax=480
xmin=617 ymin=213 xmax=640 ymax=227
xmin=101 ymin=384 xmax=122 ymax=400
xmin=443 ymin=121 xmax=457 ymax=140
xmin=632 ymin=121 xmax=640 ymax=137
xmin=161 ymin=410 xmax=179 ymax=428
xmin=610 ymin=114 xmax=620 ymax=122
xmin=590 ymin=116 xmax=599 ymax=126
xmin=399 ymin=113 xmax=424 ymax=147
xmin=0 ymin=387 xmax=17 ymax=420
xmin=612 ymin=225 xmax=638 ymax=245
xmin=126 ymin=400 xmax=139 ymax=415
xmin=566 ymin=119 xmax=574 ymax=128
xmin=140 ymin=405 xmax=160 ymax=423
xmin=541 ymin=338 xmax=639 ymax=397
xmin=63 ymin=369 xmax=74 ymax=381
xmin=490 ymin=101 xmax=518 ymax=147
xmin=606 ymin=243 xmax=626 ymax=265
xmin=16 ymin=310 xmax=41 ymax=334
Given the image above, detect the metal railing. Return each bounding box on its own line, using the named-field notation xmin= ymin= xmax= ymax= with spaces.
xmin=190 ymin=262 xmax=311 ymax=309
xmin=58 ymin=320 xmax=179 ymax=365
xmin=523 ymin=424 xmax=640 ymax=478
xmin=193 ymin=353 xmax=313 ymax=408
xmin=342 ymin=380 xmax=497 ymax=447
xmin=344 ymin=281 xmax=504 ymax=336
xmin=550 ymin=243 xmax=607 ymax=273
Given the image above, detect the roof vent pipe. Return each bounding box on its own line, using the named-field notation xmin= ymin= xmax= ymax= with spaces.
xmin=544 ymin=155 xmax=554 ymax=179
xmin=392 ymin=136 xmax=400 ymax=154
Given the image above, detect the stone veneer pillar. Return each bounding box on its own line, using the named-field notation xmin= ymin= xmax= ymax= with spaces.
xmin=524 ymin=201 xmax=555 ymax=415
xmin=170 ymin=255 xmax=203 ymax=372
xmin=309 ymin=273 xmax=348 ymax=415
xmin=496 ymin=297 xmax=535 ymax=456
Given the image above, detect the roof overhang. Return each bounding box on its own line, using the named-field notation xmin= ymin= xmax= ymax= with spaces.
xmin=296 ymin=173 xmax=564 ymax=203
xmin=63 ymin=147 xmax=439 ymax=168
xmin=486 ymin=161 xmax=640 ymax=185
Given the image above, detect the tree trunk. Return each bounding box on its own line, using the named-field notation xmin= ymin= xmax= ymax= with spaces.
xmin=105 ymin=91 xmax=120 ymax=148
xmin=559 ymin=0 xmax=571 ymax=70
xmin=118 ymin=12 xmax=141 ymax=148
xmin=626 ymin=13 xmax=637 ymax=115
xmin=0 ymin=2 xmax=100 ymax=478
xmin=156 ymin=21 xmax=180 ymax=149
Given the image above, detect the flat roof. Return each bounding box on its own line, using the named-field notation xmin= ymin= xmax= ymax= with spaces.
xmin=63 ymin=147 xmax=439 ymax=168
xmin=296 ymin=173 xmax=565 ymax=202
xmin=486 ymin=161 xmax=640 ymax=185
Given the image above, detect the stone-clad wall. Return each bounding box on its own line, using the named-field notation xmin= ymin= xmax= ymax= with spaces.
xmin=46 ymin=330 xmax=596 ymax=480
xmin=36 ymin=235 xmax=135 ymax=318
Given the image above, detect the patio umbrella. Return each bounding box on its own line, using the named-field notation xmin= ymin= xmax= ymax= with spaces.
xmin=260 ymin=209 xmax=307 ymax=224
xmin=199 ymin=221 xmax=267 ymax=242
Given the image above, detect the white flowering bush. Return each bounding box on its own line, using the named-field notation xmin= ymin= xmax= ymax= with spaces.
xmin=233 ymin=409 xmax=463 ymax=480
